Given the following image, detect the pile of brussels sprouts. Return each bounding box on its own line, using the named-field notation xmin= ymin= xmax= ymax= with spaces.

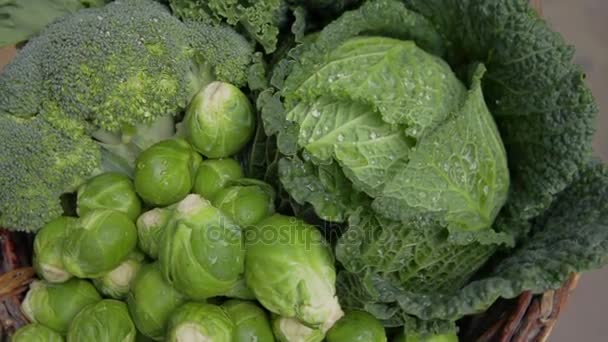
xmin=13 ymin=82 xmax=457 ymax=342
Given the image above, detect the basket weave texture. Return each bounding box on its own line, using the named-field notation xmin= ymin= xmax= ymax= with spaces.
xmin=0 ymin=0 xmax=583 ymax=341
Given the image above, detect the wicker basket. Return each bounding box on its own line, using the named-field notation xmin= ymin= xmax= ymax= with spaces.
xmin=0 ymin=0 xmax=583 ymax=340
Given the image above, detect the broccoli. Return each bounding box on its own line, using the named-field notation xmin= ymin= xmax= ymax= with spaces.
xmin=0 ymin=0 xmax=255 ymax=232
xmin=0 ymin=115 xmax=99 ymax=231
xmin=0 ymin=0 xmax=253 ymax=131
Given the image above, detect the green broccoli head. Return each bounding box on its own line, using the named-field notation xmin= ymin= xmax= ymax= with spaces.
xmin=0 ymin=0 xmax=254 ymax=132
xmin=0 ymin=115 xmax=99 ymax=232
xmin=0 ymin=0 xmax=256 ymax=232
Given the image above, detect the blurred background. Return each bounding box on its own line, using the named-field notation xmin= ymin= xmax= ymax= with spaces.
xmin=0 ymin=0 xmax=606 ymax=340
xmin=543 ymin=0 xmax=607 ymax=341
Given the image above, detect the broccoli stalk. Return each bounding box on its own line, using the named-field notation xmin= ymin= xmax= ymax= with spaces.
xmin=93 ymin=115 xmax=176 ymax=178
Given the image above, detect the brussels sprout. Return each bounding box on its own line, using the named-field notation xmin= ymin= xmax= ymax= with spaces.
xmin=77 ymin=172 xmax=142 ymax=221
xmin=127 ymin=263 xmax=187 ymax=341
xmin=193 ymin=158 xmax=244 ymax=199
xmin=136 ymin=331 xmax=157 ymax=342
xmin=93 ymin=251 xmax=145 ymax=299
xmin=33 ymin=216 xmax=75 ymax=283
xmin=326 ymin=310 xmax=386 ymax=342
xmin=136 ymin=207 xmax=174 ymax=259
xmin=393 ymin=333 xmax=459 ymax=342
xmin=167 ymin=302 xmax=234 ymax=342
xmin=245 ymin=214 xmax=343 ymax=331
xmin=185 ymin=82 xmax=255 ymax=158
xmin=212 ymin=179 xmax=275 ymax=227
xmin=223 ymin=276 xmax=256 ymax=300
xmin=67 ymin=300 xmax=136 ymax=342
xmin=160 ymin=194 xmax=244 ymax=299
xmin=272 ymin=316 xmax=324 ymax=342
xmin=134 ymin=139 xmax=202 ymax=206
xmin=223 ymin=300 xmax=275 ymax=342
xmin=21 ymin=279 xmax=101 ymax=334
xmin=11 ymin=324 xmax=64 ymax=342
xmin=62 ymin=209 xmax=138 ymax=278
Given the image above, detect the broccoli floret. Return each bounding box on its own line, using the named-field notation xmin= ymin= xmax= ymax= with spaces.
xmin=0 ymin=0 xmax=254 ymax=132
xmin=0 ymin=0 xmax=255 ymax=232
xmin=0 ymin=115 xmax=99 ymax=232
xmin=0 ymin=43 xmax=44 ymax=117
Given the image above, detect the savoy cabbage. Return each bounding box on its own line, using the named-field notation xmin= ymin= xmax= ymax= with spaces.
xmin=257 ymin=0 xmax=605 ymax=332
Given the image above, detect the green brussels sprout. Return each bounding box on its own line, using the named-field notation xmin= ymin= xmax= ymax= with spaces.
xmin=212 ymin=179 xmax=275 ymax=227
xmin=193 ymin=158 xmax=244 ymax=199
xmin=166 ymin=302 xmax=234 ymax=342
xmin=67 ymin=300 xmax=136 ymax=342
xmin=272 ymin=316 xmax=324 ymax=342
xmin=160 ymin=194 xmax=245 ymax=299
xmin=93 ymin=251 xmax=145 ymax=299
xmin=127 ymin=263 xmax=187 ymax=341
xmin=134 ymin=139 xmax=202 ymax=206
xmin=11 ymin=324 xmax=64 ymax=342
xmin=393 ymin=333 xmax=459 ymax=342
xmin=77 ymin=172 xmax=142 ymax=221
xmin=326 ymin=310 xmax=386 ymax=342
xmin=62 ymin=209 xmax=138 ymax=278
xmin=136 ymin=207 xmax=174 ymax=259
xmin=33 ymin=216 xmax=75 ymax=283
xmin=223 ymin=276 xmax=256 ymax=300
xmin=185 ymin=81 xmax=255 ymax=158
xmin=245 ymin=214 xmax=343 ymax=331
xmin=21 ymin=279 xmax=101 ymax=334
xmin=222 ymin=300 xmax=275 ymax=342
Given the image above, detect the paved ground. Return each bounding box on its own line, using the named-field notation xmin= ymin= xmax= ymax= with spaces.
xmin=0 ymin=0 xmax=606 ymax=340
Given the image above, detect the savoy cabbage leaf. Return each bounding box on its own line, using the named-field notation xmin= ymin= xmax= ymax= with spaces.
xmin=278 ymin=156 xmax=366 ymax=222
xmin=284 ymin=36 xmax=463 ymax=139
xmin=169 ymin=0 xmax=286 ymax=53
xmin=375 ymin=65 xmax=509 ymax=233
